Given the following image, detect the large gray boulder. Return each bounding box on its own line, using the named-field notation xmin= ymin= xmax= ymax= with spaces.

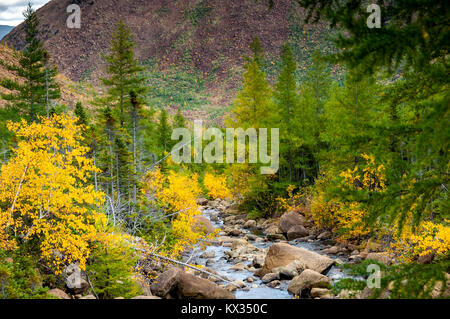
xmin=279 ymin=211 xmax=304 ymax=233
xmin=255 ymin=243 xmax=334 ymax=277
xmin=151 ymin=267 xmax=235 ymax=299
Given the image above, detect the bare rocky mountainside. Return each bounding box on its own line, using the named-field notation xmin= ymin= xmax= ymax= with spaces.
xmin=2 ymin=0 xmax=331 ymax=84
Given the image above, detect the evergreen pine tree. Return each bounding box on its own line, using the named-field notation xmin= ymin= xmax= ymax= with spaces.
xmin=0 ymin=2 xmax=60 ymax=123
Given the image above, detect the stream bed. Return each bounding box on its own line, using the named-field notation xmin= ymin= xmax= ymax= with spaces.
xmin=185 ymin=207 xmax=358 ymax=299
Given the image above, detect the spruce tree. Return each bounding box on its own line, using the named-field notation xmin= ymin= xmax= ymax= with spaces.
xmin=274 ymin=43 xmax=301 ymax=182
xmin=0 ymin=2 xmax=60 ymax=123
xmin=101 ymin=20 xmax=145 ymax=128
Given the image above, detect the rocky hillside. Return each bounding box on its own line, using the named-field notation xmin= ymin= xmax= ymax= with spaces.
xmin=0 ymin=44 xmax=94 ymax=109
xmin=2 ymin=0 xmax=333 ymax=83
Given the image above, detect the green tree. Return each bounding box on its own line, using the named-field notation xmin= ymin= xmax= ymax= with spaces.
xmin=0 ymin=3 xmax=60 ymax=123
xmin=274 ymin=43 xmax=301 ymax=182
xmin=102 ymin=20 xmax=145 ymax=128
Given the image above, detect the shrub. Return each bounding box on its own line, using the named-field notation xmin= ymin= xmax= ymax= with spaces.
xmin=203 ymin=173 xmax=232 ymax=200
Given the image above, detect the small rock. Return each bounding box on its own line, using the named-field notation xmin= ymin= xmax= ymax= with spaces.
xmin=131 ymin=295 xmax=161 ymax=299
xmin=262 ymin=272 xmax=280 ymax=283
xmin=200 ymin=251 xmax=215 ymax=259
xmin=244 ymin=220 xmax=257 ymax=229
xmin=267 ymin=280 xmax=281 ymax=288
xmin=246 ymin=277 xmax=255 ymax=283
xmin=322 ymin=246 xmax=340 ymax=254
xmin=48 ymin=288 xmax=70 ymax=299
xmin=317 ymin=231 xmax=332 ymax=240
xmin=310 ymin=288 xmax=331 ymax=298
xmin=230 ymin=263 xmax=246 ymax=271
xmin=79 ymin=295 xmax=96 ymax=299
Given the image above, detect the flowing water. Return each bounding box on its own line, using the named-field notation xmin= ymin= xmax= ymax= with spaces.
xmin=186 ymin=208 xmax=358 ymax=299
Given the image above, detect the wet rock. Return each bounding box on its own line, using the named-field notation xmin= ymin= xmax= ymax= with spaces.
xmin=206 ymin=259 xmax=215 ymax=266
xmin=245 ymin=234 xmax=258 ymax=241
xmin=234 ymin=280 xmax=246 ymax=288
xmin=230 ymin=262 xmax=246 ymax=271
xmin=267 ymin=280 xmax=281 ymax=288
xmin=262 ymin=272 xmax=280 ymax=283
xmin=251 ymin=284 xmax=258 ymax=288
xmin=286 ymin=225 xmax=309 ymax=241
xmin=48 ymin=288 xmax=71 ymax=299
xmin=255 ymin=243 xmax=335 ymax=277
xmin=246 ymin=277 xmax=255 ymax=283
xmin=280 ymin=211 xmax=304 ymax=233
xmin=225 ymin=284 xmax=237 ymax=292
xmin=322 ymin=246 xmax=340 ymax=254
xmin=200 ymin=251 xmax=215 ymax=259
xmin=244 ymin=220 xmax=257 ymax=229
xmin=311 ymin=288 xmax=332 ymax=298
xmin=193 ymin=215 xmax=215 ymax=234
xmin=288 ymin=269 xmax=331 ymax=296
xmin=209 ymin=212 xmax=219 ymax=222
xmin=228 ymin=228 xmax=242 ymax=236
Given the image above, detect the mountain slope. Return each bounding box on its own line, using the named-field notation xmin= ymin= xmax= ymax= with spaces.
xmin=2 ymin=0 xmax=332 ymax=82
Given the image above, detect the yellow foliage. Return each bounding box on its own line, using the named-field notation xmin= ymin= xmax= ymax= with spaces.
xmin=142 ymin=169 xmax=216 ymax=259
xmin=310 ymin=154 xmax=386 ymax=240
xmin=389 ymin=216 xmax=450 ymax=263
xmin=203 ymin=173 xmax=232 ymax=200
xmin=0 ymin=115 xmax=105 ymax=273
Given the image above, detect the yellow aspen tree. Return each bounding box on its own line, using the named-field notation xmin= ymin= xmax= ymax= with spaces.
xmin=0 ymin=114 xmax=105 ymax=273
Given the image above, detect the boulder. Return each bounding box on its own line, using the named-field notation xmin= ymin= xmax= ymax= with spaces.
xmin=151 ymin=267 xmax=234 ymax=299
xmin=287 ymin=225 xmax=309 ymax=240
xmin=280 ymin=211 xmax=304 ymax=233
xmin=255 ymin=243 xmax=335 ymax=277
xmin=192 ymin=215 xmax=215 ymax=234
xmin=243 ymin=220 xmax=257 ymax=229
xmin=174 ymin=272 xmax=235 ymax=299
xmin=150 ymin=267 xmax=182 ymax=297
xmin=288 ymin=269 xmax=331 ymax=296
xmin=48 ymin=288 xmax=71 ymax=299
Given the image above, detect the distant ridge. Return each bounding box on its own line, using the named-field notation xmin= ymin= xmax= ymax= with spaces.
xmin=0 ymin=25 xmax=13 ymax=41
xmin=2 ymin=0 xmax=333 ymax=84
